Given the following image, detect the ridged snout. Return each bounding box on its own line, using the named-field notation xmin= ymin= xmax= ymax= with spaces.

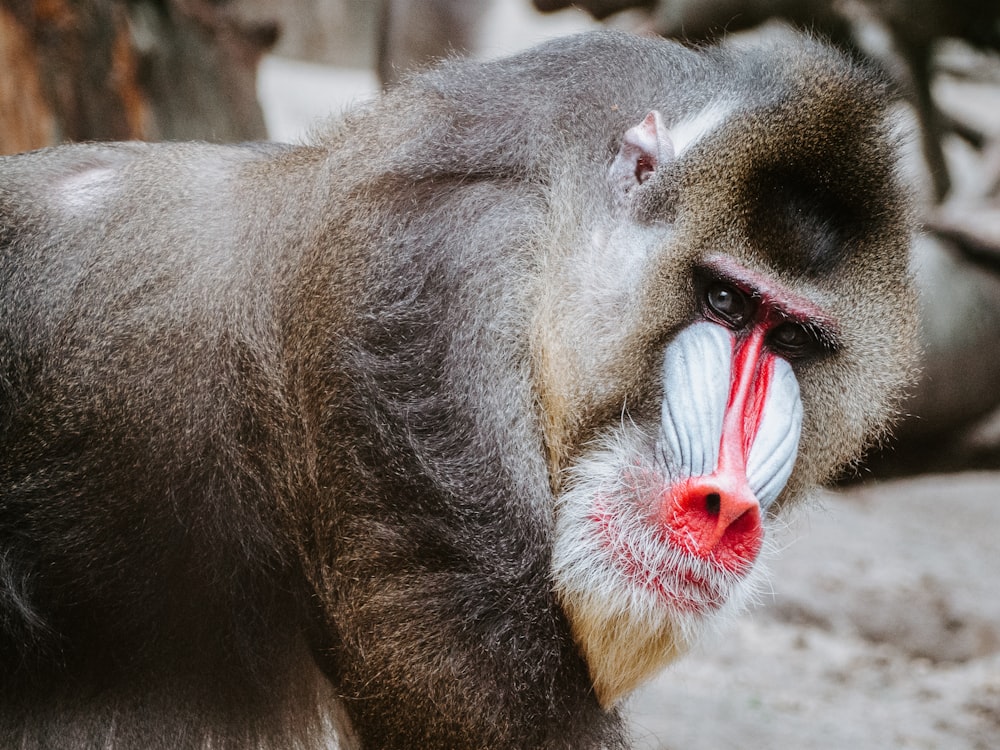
xmin=657 ymin=322 xmax=803 ymax=568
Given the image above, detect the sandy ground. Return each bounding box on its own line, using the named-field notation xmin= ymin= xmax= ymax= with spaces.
xmin=256 ymin=6 xmax=1000 ymax=748
xmin=628 ymin=474 xmax=1000 ymax=750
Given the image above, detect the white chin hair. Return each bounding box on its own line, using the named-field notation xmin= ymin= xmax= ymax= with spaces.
xmin=551 ymin=425 xmax=771 ymax=706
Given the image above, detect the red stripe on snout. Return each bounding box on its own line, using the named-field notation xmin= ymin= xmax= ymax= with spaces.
xmin=725 ymin=328 xmax=774 ymax=467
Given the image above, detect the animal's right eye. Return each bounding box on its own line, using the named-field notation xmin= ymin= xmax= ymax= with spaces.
xmin=705 ymin=281 xmax=753 ymax=329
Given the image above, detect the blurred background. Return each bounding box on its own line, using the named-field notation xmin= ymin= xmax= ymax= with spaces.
xmin=1 ymin=1 xmax=998 ymax=748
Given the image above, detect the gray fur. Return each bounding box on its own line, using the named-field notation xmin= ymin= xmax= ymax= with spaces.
xmin=0 ymin=31 xmax=916 ymax=749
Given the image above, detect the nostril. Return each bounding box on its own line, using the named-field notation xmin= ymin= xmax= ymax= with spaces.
xmin=662 ymin=477 xmax=763 ymax=571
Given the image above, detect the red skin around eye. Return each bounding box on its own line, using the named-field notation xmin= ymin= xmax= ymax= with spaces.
xmin=700 ymin=253 xmax=838 ymax=333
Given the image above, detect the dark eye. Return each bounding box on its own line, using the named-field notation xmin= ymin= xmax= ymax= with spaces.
xmin=705 ymin=282 xmax=752 ymax=327
xmin=769 ymin=322 xmax=814 ymax=355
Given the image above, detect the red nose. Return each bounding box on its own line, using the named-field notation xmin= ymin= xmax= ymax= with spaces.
xmin=662 ymin=474 xmax=762 ymax=573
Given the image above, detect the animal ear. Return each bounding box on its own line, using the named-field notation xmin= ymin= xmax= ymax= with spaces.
xmin=609 ymin=110 xmax=674 ymax=200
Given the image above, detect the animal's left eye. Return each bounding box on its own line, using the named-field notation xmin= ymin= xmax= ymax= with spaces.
xmin=705 ymin=282 xmax=752 ymax=328
xmin=769 ymin=322 xmax=814 ymax=355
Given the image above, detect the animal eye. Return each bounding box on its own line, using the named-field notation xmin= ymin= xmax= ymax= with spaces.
xmin=705 ymin=282 xmax=752 ymax=327
xmin=769 ymin=322 xmax=814 ymax=355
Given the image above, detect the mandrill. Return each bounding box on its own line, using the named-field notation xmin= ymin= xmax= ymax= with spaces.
xmin=0 ymin=30 xmax=917 ymax=750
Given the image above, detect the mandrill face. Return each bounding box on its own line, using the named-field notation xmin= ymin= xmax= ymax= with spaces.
xmin=552 ymin=312 xmax=806 ymax=704
xmin=541 ymin=85 xmax=915 ymax=704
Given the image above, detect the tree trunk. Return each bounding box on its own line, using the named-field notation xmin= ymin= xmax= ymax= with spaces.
xmin=0 ymin=0 xmax=276 ymax=155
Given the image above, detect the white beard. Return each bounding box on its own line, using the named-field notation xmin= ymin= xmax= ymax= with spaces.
xmin=551 ymin=424 xmax=774 ymax=706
